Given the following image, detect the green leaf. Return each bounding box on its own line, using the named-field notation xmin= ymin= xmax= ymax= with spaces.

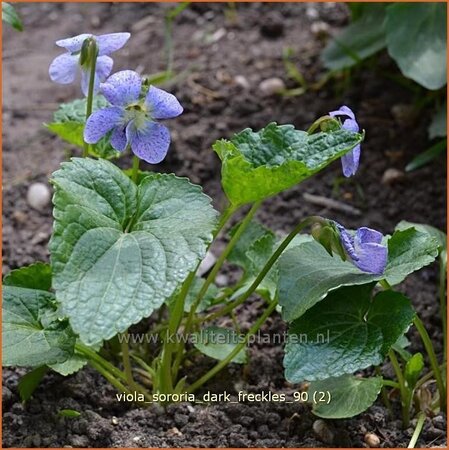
xmin=50 ymin=353 xmax=88 ymax=376
xmin=392 ymin=334 xmax=412 ymax=362
xmin=385 ymin=226 xmax=439 ymax=285
xmin=182 ymin=277 xmax=220 ymax=313
xmin=2 ymin=286 xmax=76 ymax=367
xmin=50 ymin=158 xmax=217 ymax=346
xmin=193 ymin=326 xmax=247 ymax=364
xmin=214 ymin=123 xmax=363 ymax=206
xmin=322 ymin=4 xmax=386 ymax=70
xmin=284 ymin=285 xmax=415 ymax=382
xmin=385 ymin=3 xmax=447 ymax=90
xmin=405 ymin=140 xmax=446 ymax=172
xmin=58 ymin=409 xmax=81 ymax=418
xmin=279 ymin=226 xmax=439 ymax=322
xmin=404 ymin=353 xmax=424 ymax=390
xmin=47 ymin=96 xmax=121 ymax=159
xmin=2 ymin=2 xmax=23 ymax=31
xmin=428 ymin=103 xmax=447 ymax=139
xmin=3 ymin=262 xmax=52 ymax=291
xmin=18 ymin=366 xmax=48 ymax=402
xmin=310 ymin=375 xmax=383 ymax=419
xmin=395 ymin=221 xmax=446 ymax=255
xmin=228 ymin=220 xmax=278 ymax=300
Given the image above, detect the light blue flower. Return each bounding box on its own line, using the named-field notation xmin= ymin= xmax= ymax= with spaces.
xmin=49 ymin=32 xmax=130 ymax=96
xmin=329 ymin=105 xmax=361 ymax=177
xmin=335 ymin=222 xmax=388 ymax=275
xmin=84 ymin=70 xmax=183 ymax=164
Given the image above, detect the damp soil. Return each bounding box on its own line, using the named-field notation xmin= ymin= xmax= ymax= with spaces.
xmin=2 ymin=2 xmax=447 ymax=448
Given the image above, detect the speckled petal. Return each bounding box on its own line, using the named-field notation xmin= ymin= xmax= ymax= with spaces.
xmin=341 ymin=144 xmax=361 ymax=177
xmin=49 ymin=53 xmax=78 ymax=84
xmin=110 ymin=125 xmax=128 ymax=152
xmin=335 ymin=223 xmax=358 ymax=262
xmin=353 ymin=241 xmax=388 ymax=275
xmin=329 ymin=105 xmax=356 ymax=120
xmin=96 ymin=32 xmax=131 ymax=56
xmin=356 ymin=227 xmax=383 ymax=245
xmin=145 ymin=86 xmax=183 ymax=119
xmin=84 ymin=107 xmax=124 ymax=144
xmin=101 ymin=70 xmax=142 ymax=106
xmin=81 ymin=55 xmax=114 ymax=96
xmin=56 ymin=34 xmax=92 ymax=52
xmin=129 ymin=121 xmax=170 ymax=164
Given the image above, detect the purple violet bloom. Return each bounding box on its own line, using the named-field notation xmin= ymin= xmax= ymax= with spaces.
xmin=329 ymin=105 xmax=361 ymax=177
xmin=335 ymin=222 xmax=388 ymax=275
xmin=49 ymin=32 xmax=130 ymax=96
xmin=84 ymin=70 xmax=183 ymax=164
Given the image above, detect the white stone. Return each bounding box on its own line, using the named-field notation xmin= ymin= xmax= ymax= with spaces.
xmin=27 ymin=182 xmax=51 ymax=211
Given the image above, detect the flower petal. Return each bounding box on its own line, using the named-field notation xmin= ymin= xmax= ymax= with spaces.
xmin=56 ymin=34 xmax=92 ymax=52
xmin=145 ymin=86 xmax=183 ymax=119
xmin=355 ymin=227 xmax=383 ymax=245
xmin=129 ymin=121 xmax=170 ymax=164
xmin=329 ymin=105 xmax=356 ymax=120
xmin=84 ymin=107 xmax=124 ymax=144
xmin=49 ymin=53 xmax=79 ymax=84
xmin=335 ymin=223 xmax=358 ymax=262
xmin=352 ymin=242 xmax=388 ymax=275
xmin=81 ymin=56 xmax=114 ymax=96
xmin=342 ymin=118 xmax=359 ymax=133
xmin=96 ymin=32 xmax=131 ymax=56
xmin=341 ymin=144 xmax=361 ymax=177
xmin=101 ymin=70 xmax=142 ymax=106
xmin=110 ymin=125 xmax=128 ymax=152
xmin=96 ymin=55 xmax=113 ymax=81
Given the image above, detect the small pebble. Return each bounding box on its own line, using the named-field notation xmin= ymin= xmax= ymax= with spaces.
xmin=312 ymin=419 xmax=334 ymax=445
xmin=27 ymin=182 xmax=51 ymax=211
xmin=12 ymin=210 xmax=27 ymax=224
xmin=111 ymin=416 xmax=119 ymax=425
xmin=167 ymin=426 xmax=183 ymax=437
xmin=364 ymin=432 xmax=381 ymax=447
xmin=382 ymin=168 xmax=405 ymax=185
xmin=311 ymin=21 xmax=330 ymax=38
xmin=259 ymin=77 xmax=285 ymax=96
xmin=234 ymin=75 xmax=250 ymax=90
xmin=215 ymin=274 xmax=228 ymax=286
xmin=132 ymin=436 xmax=142 ymax=442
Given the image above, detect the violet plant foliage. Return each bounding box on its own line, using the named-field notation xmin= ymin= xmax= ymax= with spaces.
xmin=2 ymin=30 xmax=445 ymax=425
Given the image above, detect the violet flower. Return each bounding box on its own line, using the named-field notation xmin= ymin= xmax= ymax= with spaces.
xmin=84 ymin=70 xmax=183 ymax=164
xmin=49 ymin=32 xmax=130 ymax=96
xmin=335 ymin=222 xmax=388 ymax=275
xmin=329 ymin=105 xmax=361 ymax=177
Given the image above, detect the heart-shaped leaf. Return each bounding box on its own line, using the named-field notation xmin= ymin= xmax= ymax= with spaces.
xmin=214 ymin=123 xmax=363 ymax=206
xmin=309 ymin=375 xmax=383 ymax=419
xmin=2 ymin=285 xmax=76 ymax=367
xmin=283 ymin=285 xmax=415 ymax=382
xmin=50 ymin=158 xmax=217 ymax=346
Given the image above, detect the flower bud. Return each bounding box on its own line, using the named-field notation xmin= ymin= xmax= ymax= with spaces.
xmin=79 ymin=37 xmax=98 ymax=67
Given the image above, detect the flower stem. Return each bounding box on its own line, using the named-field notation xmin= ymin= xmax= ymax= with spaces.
xmin=407 ymin=412 xmax=426 ymax=448
xmin=186 ymin=300 xmax=277 ymax=394
xmin=131 ymin=155 xmax=140 ymax=183
xmin=438 ymin=253 xmax=447 ymax=360
xmin=82 ymin=44 xmax=98 ymax=158
xmin=196 ymin=216 xmax=321 ymax=326
xmin=388 ymin=349 xmax=410 ymax=427
xmin=170 ymin=203 xmax=238 ymax=379
xmin=120 ymin=331 xmax=139 ymax=393
xmin=158 ymin=272 xmax=195 ymax=394
xmin=413 ymin=315 xmax=446 ymax=410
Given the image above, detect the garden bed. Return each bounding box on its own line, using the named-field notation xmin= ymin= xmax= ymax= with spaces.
xmin=2 ymin=2 xmax=446 ymax=448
